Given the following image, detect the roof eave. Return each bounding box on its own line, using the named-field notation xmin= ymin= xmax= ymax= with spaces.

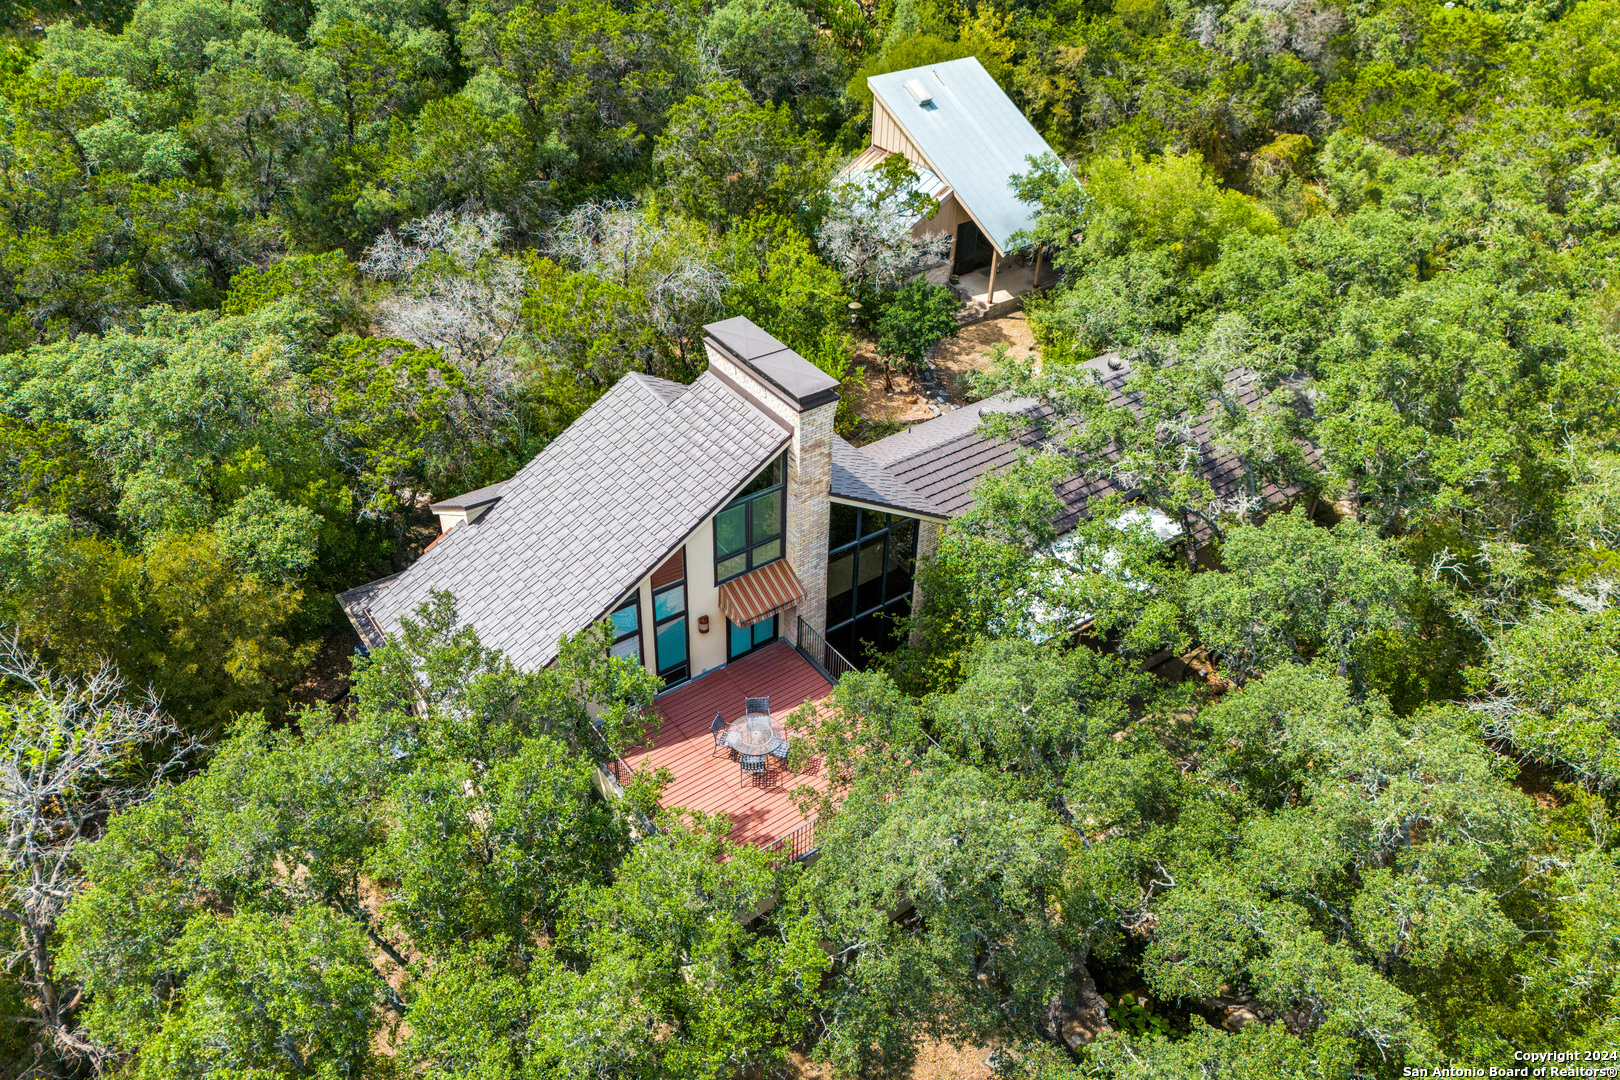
xmin=829 ymin=493 xmax=950 ymax=524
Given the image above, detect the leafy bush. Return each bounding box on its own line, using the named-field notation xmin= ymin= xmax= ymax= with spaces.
xmin=875 ymin=278 xmax=959 ymax=377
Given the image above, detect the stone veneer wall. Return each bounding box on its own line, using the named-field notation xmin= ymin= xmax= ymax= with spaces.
xmin=785 ymin=400 xmax=834 ymax=638
xmin=909 ymin=520 xmax=942 ymax=647
xmin=703 ymin=345 xmax=836 ymax=641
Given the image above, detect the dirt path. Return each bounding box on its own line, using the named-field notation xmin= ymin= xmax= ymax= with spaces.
xmin=931 ymin=310 xmax=1038 ymax=400
xmin=783 ymin=1037 xmax=995 ymax=1079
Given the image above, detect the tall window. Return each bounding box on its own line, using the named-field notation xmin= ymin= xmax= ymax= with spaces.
xmin=653 ymin=580 xmax=689 ymax=688
xmin=609 ymin=597 xmax=642 ymax=664
xmin=714 ymin=454 xmax=786 ymax=584
xmin=728 ymin=615 xmax=778 ymax=660
xmin=825 ymin=504 xmax=917 ymax=665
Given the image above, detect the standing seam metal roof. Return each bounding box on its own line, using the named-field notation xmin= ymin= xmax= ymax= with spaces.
xmin=834 ymin=146 xmax=954 ymax=230
xmin=351 ymin=371 xmax=789 ymax=670
xmin=867 ymin=57 xmax=1059 ymax=255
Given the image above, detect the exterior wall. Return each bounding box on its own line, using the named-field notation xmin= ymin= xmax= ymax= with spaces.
xmin=872 ymin=97 xmax=929 ymax=172
xmin=685 ymin=519 xmax=729 ymax=677
xmin=615 ymin=497 xmax=740 ymax=687
xmin=909 ymin=520 xmax=943 ymax=648
xmin=912 ymin=192 xmax=963 ymax=242
xmin=786 ymin=400 xmax=835 ymax=639
xmin=703 ymin=344 xmax=836 ymax=642
xmin=434 ymin=502 xmax=496 ymax=532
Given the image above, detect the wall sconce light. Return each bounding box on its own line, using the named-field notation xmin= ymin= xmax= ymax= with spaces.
xmin=697 ymin=615 xmax=710 ymax=634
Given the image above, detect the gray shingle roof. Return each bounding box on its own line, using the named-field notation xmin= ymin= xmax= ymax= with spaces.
xmin=860 ymin=356 xmax=1316 ymax=542
xmin=831 ymin=436 xmax=948 ymax=520
xmin=347 ymin=370 xmax=788 ymax=669
xmin=868 ymin=57 xmax=1059 ymax=254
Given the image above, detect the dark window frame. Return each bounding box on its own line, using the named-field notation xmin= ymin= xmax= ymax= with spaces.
xmin=609 ymin=596 xmax=643 ymax=665
xmin=652 ymin=580 xmax=690 ymax=689
xmin=714 ymin=453 xmax=787 ymax=586
xmin=826 ymin=505 xmax=919 ymax=660
xmin=727 ymin=614 xmax=778 ymax=661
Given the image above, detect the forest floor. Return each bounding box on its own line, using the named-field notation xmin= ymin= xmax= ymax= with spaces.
xmin=286 ymin=505 xmax=440 ymax=713
xmin=782 ymin=1036 xmax=996 ymax=1079
xmin=844 ymin=311 xmax=1039 ymax=444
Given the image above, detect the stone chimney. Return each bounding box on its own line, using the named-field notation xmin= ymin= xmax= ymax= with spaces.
xmin=702 ymin=318 xmax=838 ymax=639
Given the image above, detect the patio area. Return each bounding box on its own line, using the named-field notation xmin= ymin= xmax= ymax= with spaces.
xmin=955 ymin=254 xmax=1056 ymax=306
xmin=619 ymin=639 xmax=835 ymax=852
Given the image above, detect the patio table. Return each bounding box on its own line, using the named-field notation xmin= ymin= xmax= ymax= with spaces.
xmin=727 ymin=713 xmax=784 ymax=757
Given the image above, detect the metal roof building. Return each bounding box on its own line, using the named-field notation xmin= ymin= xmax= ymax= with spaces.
xmin=865 ymin=57 xmax=1059 ymax=257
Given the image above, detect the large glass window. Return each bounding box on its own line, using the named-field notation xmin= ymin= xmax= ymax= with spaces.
xmin=653 ymin=581 xmax=689 ymax=688
xmin=825 ymin=506 xmax=918 ymax=666
xmin=728 ymin=615 xmax=777 ymax=660
xmin=714 ymin=454 xmax=786 ymax=584
xmin=609 ymin=597 xmax=642 ymax=664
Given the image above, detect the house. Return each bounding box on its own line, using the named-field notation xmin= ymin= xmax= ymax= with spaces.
xmin=840 ymin=56 xmax=1062 ymax=307
xmin=340 ymin=317 xmax=951 ymax=857
xmin=339 ymin=321 xmax=1303 ymax=859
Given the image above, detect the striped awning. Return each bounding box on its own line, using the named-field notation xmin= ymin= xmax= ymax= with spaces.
xmin=717 ymin=560 xmax=806 ymax=628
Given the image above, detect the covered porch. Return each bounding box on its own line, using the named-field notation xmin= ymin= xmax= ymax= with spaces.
xmin=954 ymin=246 xmax=1056 ymax=307
xmin=615 ymin=639 xmax=836 ymax=855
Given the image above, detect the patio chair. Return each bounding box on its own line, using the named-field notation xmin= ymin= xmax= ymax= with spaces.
xmin=744 ymin=696 xmax=769 ymax=716
xmin=768 ymin=735 xmax=791 ymax=762
xmin=709 ymin=712 xmax=729 ymax=757
xmin=739 ymin=753 xmax=767 ymax=788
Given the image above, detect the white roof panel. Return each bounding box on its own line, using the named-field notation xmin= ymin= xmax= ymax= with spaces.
xmin=868 ymin=56 xmax=1058 ymax=254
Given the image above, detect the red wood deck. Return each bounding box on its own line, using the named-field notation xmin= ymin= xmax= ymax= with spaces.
xmin=622 ymin=640 xmax=833 ymax=850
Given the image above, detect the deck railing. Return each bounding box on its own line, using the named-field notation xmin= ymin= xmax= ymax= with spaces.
xmin=796 ymin=616 xmax=858 ymax=682
xmin=762 ymin=819 xmax=817 ymax=866
xmin=591 ymin=722 xmax=660 ymax=837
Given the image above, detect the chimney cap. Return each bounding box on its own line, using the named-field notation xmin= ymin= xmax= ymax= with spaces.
xmin=703 ymin=316 xmax=840 ymax=412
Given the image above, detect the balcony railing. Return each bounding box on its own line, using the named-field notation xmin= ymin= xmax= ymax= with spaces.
xmin=796 ymin=615 xmax=858 ymax=682
xmin=591 ymin=722 xmax=659 ymax=837
xmin=762 ymin=818 xmax=816 ymax=866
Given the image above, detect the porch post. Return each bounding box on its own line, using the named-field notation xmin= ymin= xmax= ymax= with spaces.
xmin=986 ymin=250 xmax=999 ymax=303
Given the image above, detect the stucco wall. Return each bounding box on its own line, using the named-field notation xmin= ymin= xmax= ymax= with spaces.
xmin=617 ymin=457 xmax=782 ymax=687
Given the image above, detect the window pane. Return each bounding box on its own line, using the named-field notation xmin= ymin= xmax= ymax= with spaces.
xmin=656 ymin=617 xmax=687 ymax=672
xmin=714 ymin=505 xmax=747 ymax=557
xmin=752 ymin=615 xmax=777 ymax=647
xmin=717 ymin=553 xmax=747 ymax=581
xmin=610 ymin=602 xmax=639 ymax=638
xmin=826 ymin=621 xmax=857 ymax=664
xmin=826 ymin=551 xmax=855 ymax=627
xmin=610 ymin=634 xmax=641 ymax=663
xmin=856 ymin=537 xmax=885 ymax=614
xmin=653 ymin=584 xmax=685 ymax=621
xmin=885 ymin=518 xmax=917 ymax=603
xmin=751 ymin=539 xmax=781 ymax=566
xmin=829 ymin=503 xmax=859 ymax=550
xmin=738 ymin=454 xmax=783 ymax=497
xmin=852 ymin=610 xmax=897 ymax=665
xmin=728 ymin=619 xmax=751 ymax=659
xmin=861 ymin=511 xmax=891 ymax=536
xmin=751 ymin=491 xmax=782 ymax=540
